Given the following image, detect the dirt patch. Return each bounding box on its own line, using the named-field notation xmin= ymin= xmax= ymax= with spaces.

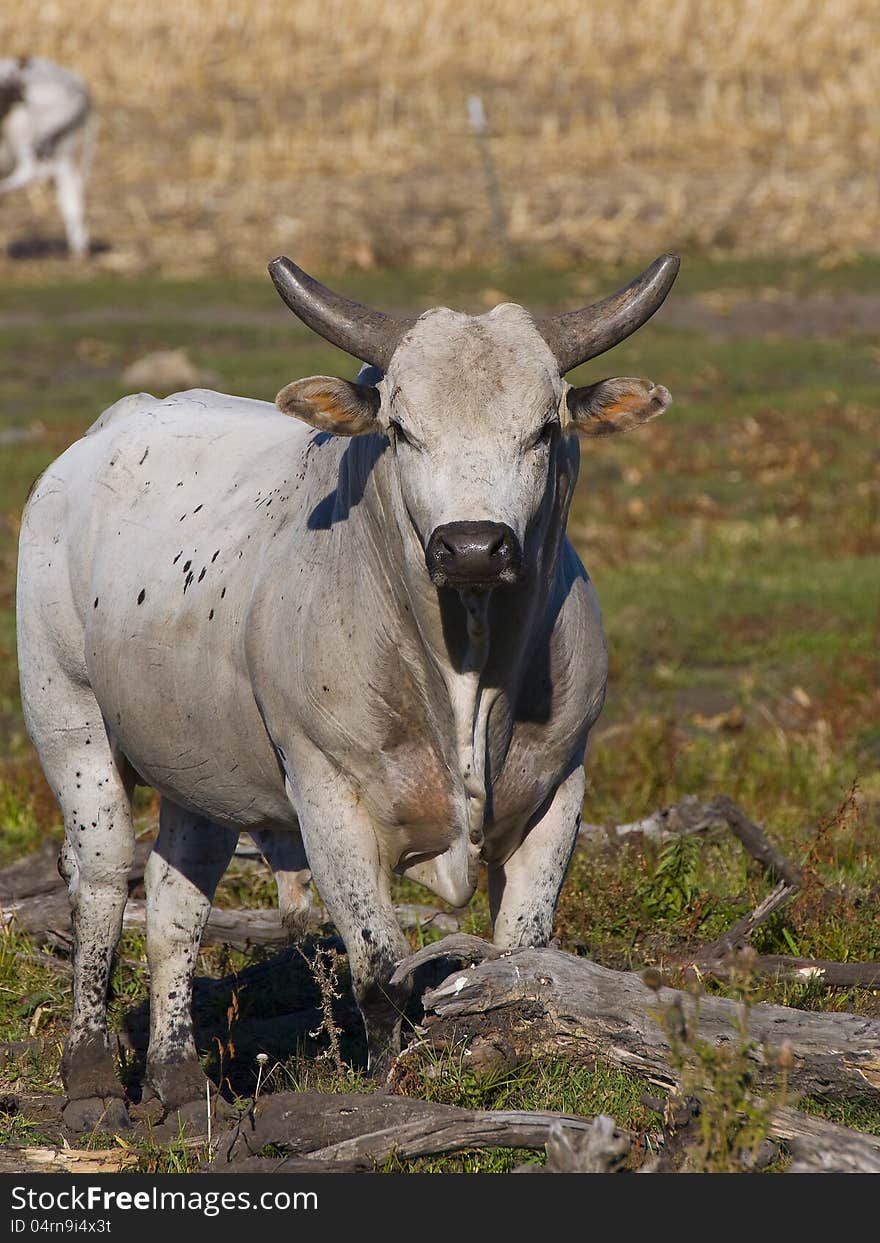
xmin=663 ymin=291 xmax=880 ymax=339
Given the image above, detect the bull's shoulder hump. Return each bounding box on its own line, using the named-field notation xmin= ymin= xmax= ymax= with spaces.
xmin=83 ymin=389 xmax=289 ymax=445
xmin=85 ymin=391 xmax=158 ymax=436
xmin=86 ymin=389 xmax=280 ymax=435
xmin=159 ymin=388 xmax=278 ymax=416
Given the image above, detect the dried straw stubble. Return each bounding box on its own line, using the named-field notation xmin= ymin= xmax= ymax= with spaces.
xmin=1 ymin=0 xmax=877 ymax=272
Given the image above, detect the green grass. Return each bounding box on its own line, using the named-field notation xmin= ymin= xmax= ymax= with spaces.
xmin=0 ymin=256 xmax=878 ymax=1170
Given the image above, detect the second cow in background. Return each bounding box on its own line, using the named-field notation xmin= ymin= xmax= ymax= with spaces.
xmin=0 ymin=56 xmax=93 ymax=258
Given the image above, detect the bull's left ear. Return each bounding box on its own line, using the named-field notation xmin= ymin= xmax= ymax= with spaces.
xmin=565 ymin=377 xmax=671 ymax=437
xmin=276 ymin=376 xmax=380 ymax=436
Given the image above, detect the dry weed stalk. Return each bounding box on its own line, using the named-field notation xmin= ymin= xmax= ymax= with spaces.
xmin=299 ymin=943 xmax=346 ymax=1077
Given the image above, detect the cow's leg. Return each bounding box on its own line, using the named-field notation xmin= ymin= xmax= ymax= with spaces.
xmin=249 ymin=827 xmax=316 ymax=940
xmin=144 ymin=800 xmax=237 ymax=1115
xmin=0 ymin=156 xmax=38 ymax=193
xmin=25 ymin=695 xmax=135 ymax=1131
xmin=489 ymin=764 xmax=584 ymax=949
xmin=53 ymin=154 xmax=89 ymax=258
xmin=289 ymin=756 xmax=409 ymax=1074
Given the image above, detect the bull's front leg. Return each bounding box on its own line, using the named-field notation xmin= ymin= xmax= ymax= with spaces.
xmin=286 ymin=749 xmax=410 ymax=1075
xmin=489 ymin=763 xmax=584 ymax=949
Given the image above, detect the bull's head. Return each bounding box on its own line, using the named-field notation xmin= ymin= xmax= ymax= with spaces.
xmin=270 ymin=255 xmax=677 ymax=590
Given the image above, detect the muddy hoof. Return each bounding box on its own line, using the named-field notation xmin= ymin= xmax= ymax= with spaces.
xmin=62 ymin=1096 xmax=131 ymax=1133
xmin=367 ymin=1039 xmax=401 ymax=1081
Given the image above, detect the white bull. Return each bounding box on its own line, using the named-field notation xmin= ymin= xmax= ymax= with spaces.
xmin=0 ymin=57 xmax=92 ymax=258
xmin=16 ymin=255 xmax=678 ymax=1128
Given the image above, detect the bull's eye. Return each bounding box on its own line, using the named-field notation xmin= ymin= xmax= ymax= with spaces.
xmin=389 ymin=419 xmax=412 ymax=447
xmin=533 ymin=420 xmax=558 ymax=448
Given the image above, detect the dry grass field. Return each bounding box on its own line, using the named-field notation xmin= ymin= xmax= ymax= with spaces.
xmin=1 ymin=0 xmax=879 ymax=273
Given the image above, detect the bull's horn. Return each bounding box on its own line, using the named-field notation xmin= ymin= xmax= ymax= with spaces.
xmin=537 ymin=254 xmax=680 ymax=374
xmin=268 ymin=256 xmax=414 ymax=369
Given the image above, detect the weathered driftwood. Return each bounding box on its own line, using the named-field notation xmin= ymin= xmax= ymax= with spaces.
xmin=0 ymin=892 xmax=289 ymax=948
xmin=692 ymin=878 xmax=800 ymax=962
xmin=217 ymin=1155 xmax=372 ymax=1173
xmin=215 ymin=1087 xmax=880 ymax=1173
xmin=710 ymin=795 xmax=802 ymax=887
xmin=687 ymin=796 xmax=803 ymax=962
xmin=1 ymin=891 xmax=72 ymax=945
xmin=578 ymin=796 xmax=727 ymax=846
xmin=695 ymin=955 xmax=880 ymax=990
xmin=217 ymin=1090 xmax=603 ymax=1168
xmin=414 ymin=947 xmax=880 ymax=1101
xmin=523 ymin=1115 xmax=632 ymax=1173
xmin=0 ymin=837 xmax=154 ymax=903
xmin=390 ymin=932 xmax=503 ymax=986
xmin=772 ymin=1107 xmax=880 ymax=1174
xmin=4 ymin=890 xmax=457 ymax=950
xmin=0 ymin=842 xmax=64 ymax=902
xmin=579 ymin=793 xmax=802 ymax=886
xmin=0 ymin=1146 xmax=138 ymax=1174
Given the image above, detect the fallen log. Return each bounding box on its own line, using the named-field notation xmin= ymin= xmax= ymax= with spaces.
xmin=5 ymin=1146 xmax=138 ymax=1174
xmin=691 ymin=955 xmax=880 ymax=991
xmin=772 ymin=1107 xmax=880 ymax=1173
xmin=710 ymin=795 xmax=802 ymax=887
xmin=3 ymin=891 xmax=458 ymax=950
xmin=414 ymin=946 xmax=880 ymax=1101
xmin=215 ymin=1086 xmax=880 ymax=1173
xmin=0 ymin=838 xmax=154 ymax=903
xmin=217 ymin=1155 xmax=372 ymax=1173
xmin=217 ymin=1090 xmax=605 ymax=1169
xmin=578 ymin=796 xmax=726 ymax=846
xmin=692 ymin=879 xmax=800 ymax=962
xmin=0 ymin=842 xmax=64 ymax=902
xmin=520 ymin=1115 xmax=632 ymax=1173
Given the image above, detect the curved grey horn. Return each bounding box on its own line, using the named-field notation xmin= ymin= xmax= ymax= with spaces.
xmin=537 ymin=254 xmax=680 ymax=374
xmin=268 ymin=255 xmax=414 ymax=369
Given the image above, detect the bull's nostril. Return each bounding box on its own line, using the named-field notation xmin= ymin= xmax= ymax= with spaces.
xmin=488 ymin=532 xmax=506 ymax=558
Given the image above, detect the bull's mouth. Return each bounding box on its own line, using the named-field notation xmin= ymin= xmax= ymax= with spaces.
xmin=428 ymin=563 xmax=523 ymax=590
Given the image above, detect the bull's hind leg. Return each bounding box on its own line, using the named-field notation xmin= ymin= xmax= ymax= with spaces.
xmin=250 ymin=827 xmax=316 ymax=939
xmin=144 ymin=800 xmax=237 ymax=1115
xmin=23 ymin=685 xmax=135 ymax=1131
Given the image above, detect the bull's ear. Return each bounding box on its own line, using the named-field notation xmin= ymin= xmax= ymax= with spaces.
xmin=565 ymin=377 xmax=671 ymax=436
xmin=276 ymin=376 xmax=380 ymax=436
